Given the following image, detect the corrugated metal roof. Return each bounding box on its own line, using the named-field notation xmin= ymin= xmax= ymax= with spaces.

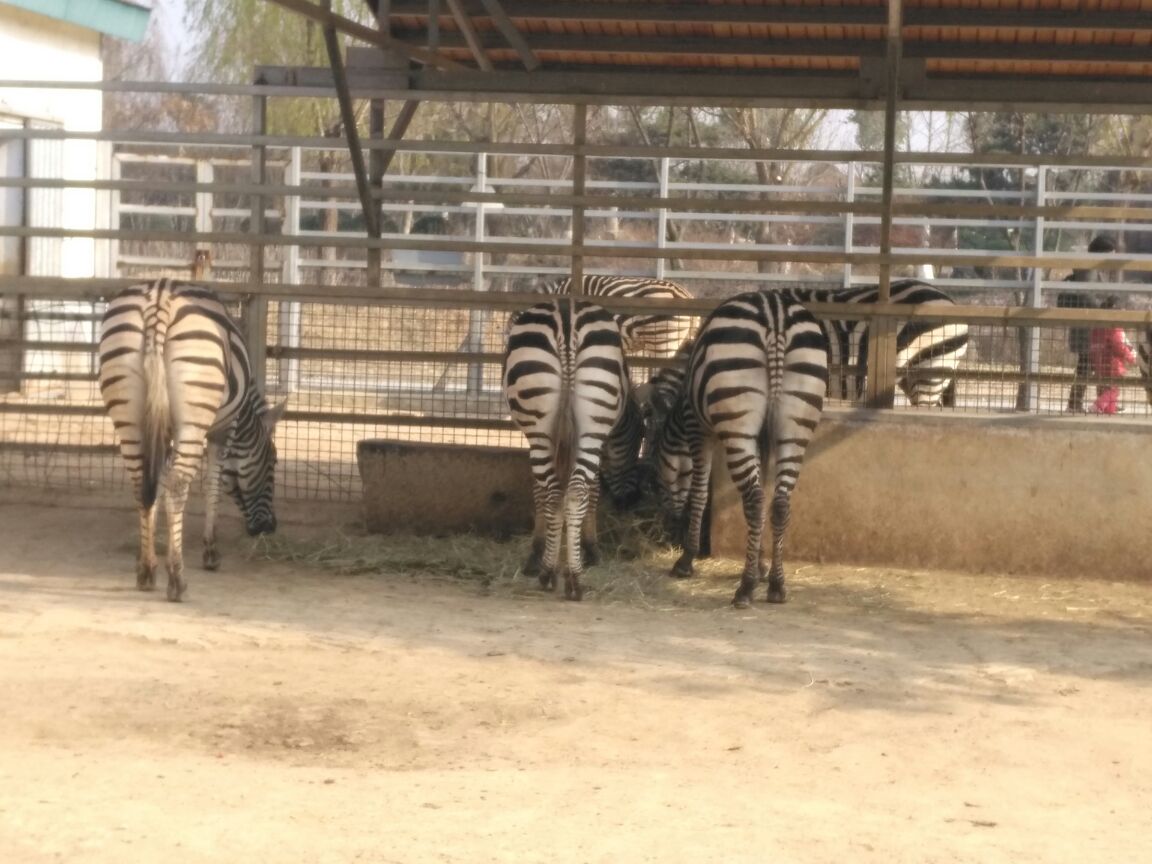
xmin=361 ymin=1 xmax=1152 ymax=109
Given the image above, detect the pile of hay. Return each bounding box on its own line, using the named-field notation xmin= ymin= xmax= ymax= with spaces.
xmin=246 ymin=500 xmax=748 ymax=609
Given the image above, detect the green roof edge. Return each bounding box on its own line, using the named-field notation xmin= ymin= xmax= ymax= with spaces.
xmin=2 ymin=0 xmax=152 ymax=43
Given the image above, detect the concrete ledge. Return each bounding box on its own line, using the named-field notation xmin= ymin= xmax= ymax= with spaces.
xmin=357 ymin=440 xmax=533 ymax=538
xmin=712 ymin=410 xmax=1152 ymax=580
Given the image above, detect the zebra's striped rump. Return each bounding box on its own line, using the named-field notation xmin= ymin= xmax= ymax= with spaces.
xmin=539 ymin=274 xmax=696 ymax=360
xmin=504 ymin=298 xmax=639 ymax=601
xmin=98 ymin=279 xmax=284 ymax=601
xmin=652 ymin=291 xmax=828 ymax=608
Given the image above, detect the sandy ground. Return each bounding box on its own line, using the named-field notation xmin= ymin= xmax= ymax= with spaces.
xmin=1 ymin=491 xmax=1151 ymax=864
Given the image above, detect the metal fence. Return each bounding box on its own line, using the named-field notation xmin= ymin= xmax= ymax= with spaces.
xmin=4 ymin=92 xmax=1152 ymax=501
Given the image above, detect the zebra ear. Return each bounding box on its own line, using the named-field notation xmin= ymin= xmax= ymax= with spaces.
xmin=262 ymin=399 xmax=288 ymax=432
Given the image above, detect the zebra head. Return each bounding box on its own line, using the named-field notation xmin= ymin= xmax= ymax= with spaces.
xmin=649 ymin=395 xmax=694 ymax=542
xmin=221 ymin=396 xmax=286 ymax=536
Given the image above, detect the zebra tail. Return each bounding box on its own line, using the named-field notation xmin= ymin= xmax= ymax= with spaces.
xmin=554 ymin=364 xmax=574 ymax=490
xmin=140 ymin=344 xmax=171 ymax=510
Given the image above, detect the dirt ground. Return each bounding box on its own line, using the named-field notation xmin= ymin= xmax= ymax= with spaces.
xmin=1 ymin=491 xmax=1151 ymax=864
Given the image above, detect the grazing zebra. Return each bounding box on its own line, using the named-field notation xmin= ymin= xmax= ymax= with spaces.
xmin=98 ymin=279 xmax=285 ymax=601
xmin=539 ymin=275 xmax=696 ymax=360
xmin=650 ymin=291 xmax=829 ymax=608
xmin=503 ymin=298 xmax=640 ymax=601
xmin=781 ymin=280 xmax=968 ymax=406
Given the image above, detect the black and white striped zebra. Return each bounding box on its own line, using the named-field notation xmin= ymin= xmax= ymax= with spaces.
xmin=782 ymin=280 xmax=968 ymax=407
xmin=503 ymin=298 xmax=640 ymax=601
xmin=650 ymin=290 xmax=829 ymax=608
xmin=539 ymin=275 xmax=696 ymax=360
xmin=98 ymin=279 xmax=285 ymax=601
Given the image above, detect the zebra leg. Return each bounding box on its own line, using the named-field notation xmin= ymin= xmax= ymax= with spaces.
xmin=580 ymin=472 xmax=602 ymax=567
xmin=764 ymin=489 xmax=791 ymax=604
xmin=202 ymin=444 xmax=221 ymax=571
xmin=161 ymin=471 xmax=193 ymax=602
xmin=730 ymin=441 xmax=766 ymax=609
xmin=136 ymin=498 xmax=158 ymax=591
xmin=523 ymin=478 xmax=547 ymax=577
xmin=538 ymin=480 xmax=565 ymax=592
xmin=671 ymin=441 xmax=711 ymax=579
xmin=564 ymin=473 xmax=591 ymax=601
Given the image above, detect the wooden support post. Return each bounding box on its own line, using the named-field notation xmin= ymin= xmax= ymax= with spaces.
xmin=866 ymin=0 xmax=902 ymax=409
xmin=246 ymin=93 xmax=269 ymax=394
xmin=570 ymin=103 xmax=587 ymax=295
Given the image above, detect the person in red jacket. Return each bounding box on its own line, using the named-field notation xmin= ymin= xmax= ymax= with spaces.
xmin=1089 ymin=295 xmax=1136 ymax=415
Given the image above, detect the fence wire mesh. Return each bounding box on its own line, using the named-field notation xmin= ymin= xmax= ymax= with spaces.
xmin=3 ymin=291 xmax=1150 ymax=503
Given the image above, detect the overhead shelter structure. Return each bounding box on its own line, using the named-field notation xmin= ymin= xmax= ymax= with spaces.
xmin=230 ymin=1 xmax=1152 ymax=403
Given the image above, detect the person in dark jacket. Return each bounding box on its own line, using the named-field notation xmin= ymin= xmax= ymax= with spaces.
xmin=1058 ymin=235 xmax=1116 ymax=412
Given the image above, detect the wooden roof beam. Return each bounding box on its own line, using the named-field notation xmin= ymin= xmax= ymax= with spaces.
xmin=321 ymin=0 xmax=380 ymax=237
xmin=386 ymin=1 xmax=888 ymax=26
xmin=443 ymin=0 xmax=494 ymax=70
xmin=391 ymin=32 xmax=885 ymax=58
xmin=477 ymin=0 xmax=540 ymax=71
xmin=264 ymin=0 xmax=465 ymax=70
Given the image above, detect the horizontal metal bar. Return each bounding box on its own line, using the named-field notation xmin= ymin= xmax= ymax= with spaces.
xmin=0 ymin=404 xmax=104 ymax=415
xmin=282 ymin=411 xmax=515 ymax=429
xmin=6 ymin=229 xmax=1152 ymax=274
xmin=0 ymin=442 xmax=119 ymax=455
xmin=6 ymin=278 xmax=1152 ymax=328
xmin=266 ymin=346 xmax=506 ymax=364
xmin=6 ymin=123 xmax=1152 ymax=171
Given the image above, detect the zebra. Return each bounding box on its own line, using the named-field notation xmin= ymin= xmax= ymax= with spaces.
xmin=503 ymin=298 xmax=641 ymax=601
xmin=98 ymin=279 xmax=285 ymax=601
xmin=650 ymin=290 xmax=829 ymax=608
xmin=780 ymin=280 xmax=969 ymax=407
xmin=539 ymin=275 xmax=696 ymax=361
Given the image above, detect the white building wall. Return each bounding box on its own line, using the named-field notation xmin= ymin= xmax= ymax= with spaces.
xmin=0 ymin=4 xmax=104 ymax=280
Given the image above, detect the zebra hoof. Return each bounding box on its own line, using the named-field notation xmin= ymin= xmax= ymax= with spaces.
xmin=136 ymin=564 xmax=156 ymax=591
xmin=731 ymin=592 xmax=752 ymax=610
xmin=670 ymin=553 xmax=695 ymax=579
xmin=538 ymin=571 xmax=556 ymax=591
xmin=166 ymin=578 xmax=186 ymax=603
xmin=202 ymin=546 xmax=220 ymax=571
xmin=766 ymin=582 xmax=787 ymax=604
xmin=564 ymin=580 xmax=584 ymax=602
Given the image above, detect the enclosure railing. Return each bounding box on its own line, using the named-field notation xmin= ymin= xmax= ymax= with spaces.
xmin=5 ymin=81 xmax=1152 ymax=498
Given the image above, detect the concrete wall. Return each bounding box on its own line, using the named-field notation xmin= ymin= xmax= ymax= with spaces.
xmin=359 ymin=413 xmax=1152 ymax=581
xmin=711 ymin=411 xmax=1152 ymax=580
xmin=358 ymin=440 xmax=533 ymax=538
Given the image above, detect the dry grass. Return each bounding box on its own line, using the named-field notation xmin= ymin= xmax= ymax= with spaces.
xmin=243 ymin=499 xmax=753 ymax=611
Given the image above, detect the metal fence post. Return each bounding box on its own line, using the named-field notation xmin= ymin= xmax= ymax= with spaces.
xmin=569 ymin=104 xmax=588 ymax=292
xmin=843 ymin=161 xmax=855 ymax=289
xmin=278 ymin=145 xmax=302 ymax=393
xmin=1019 ymin=165 xmax=1046 ymax=411
xmin=246 ymin=94 xmax=269 ymax=394
xmin=657 ymin=155 xmax=669 ymax=280
xmin=465 ymin=151 xmax=488 ymax=393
